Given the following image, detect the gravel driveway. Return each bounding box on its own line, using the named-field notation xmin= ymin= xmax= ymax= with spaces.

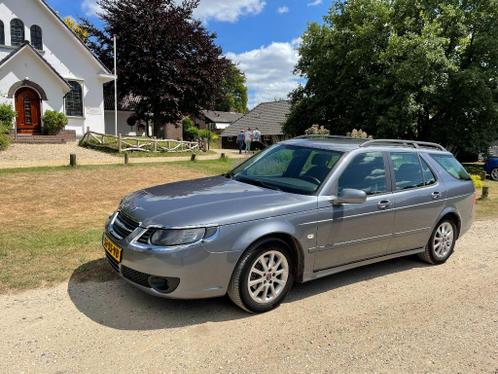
xmin=1 ymin=220 xmax=497 ymax=373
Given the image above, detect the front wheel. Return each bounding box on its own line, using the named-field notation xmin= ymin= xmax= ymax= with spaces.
xmin=418 ymin=219 xmax=457 ymax=264
xmin=490 ymin=168 xmax=498 ymax=181
xmin=228 ymin=240 xmax=294 ymax=313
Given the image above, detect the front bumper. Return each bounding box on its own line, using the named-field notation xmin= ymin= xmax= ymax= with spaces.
xmin=102 ymin=225 xmax=238 ymax=299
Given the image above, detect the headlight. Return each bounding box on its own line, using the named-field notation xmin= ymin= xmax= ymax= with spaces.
xmin=149 ymin=228 xmax=206 ymax=246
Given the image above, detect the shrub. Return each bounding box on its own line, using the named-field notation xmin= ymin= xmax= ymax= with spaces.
xmin=470 ymin=174 xmax=483 ymax=190
xmin=0 ymin=103 xmax=16 ymax=134
xmin=42 ymin=110 xmax=68 ymax=135
xmin=0 ymin=133 xmax=11 ymax=151
xmin=184 ymin=126 xmax=199 ymax=141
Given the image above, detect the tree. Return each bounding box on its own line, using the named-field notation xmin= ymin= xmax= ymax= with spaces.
xmin=214 ymin=64 xmax=248 ymax=113
xmin=82 ymin=0 xmax=230 ymax=137
xmin=285 ymin=0 xmax=498 ymax=154
xmin=63 ymin=16 xmax=89 ymax=42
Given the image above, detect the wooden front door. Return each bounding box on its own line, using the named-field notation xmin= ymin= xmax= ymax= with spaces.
xmin=15 ymin=87 xmax=41 ymax=135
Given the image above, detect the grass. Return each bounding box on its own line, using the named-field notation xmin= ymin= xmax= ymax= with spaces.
xmin=0 ymin=158 xmax=236 ymax=292
xmin=0 ymin=157 xmax=495 ymax=293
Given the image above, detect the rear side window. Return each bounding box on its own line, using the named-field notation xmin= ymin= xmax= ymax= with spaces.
xmin=338 ymin=152 xmax=387 ymax=195
xmin=390 ymin=152 xmax=425 ymax=190
xmin=430 ymin=154 xmax=471 ymax=181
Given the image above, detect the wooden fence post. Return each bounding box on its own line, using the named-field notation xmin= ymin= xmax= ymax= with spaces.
xmin=69 ymin=153 xmax=77 ymax=167
xmin=191 ymin=153 xmax=196 ymax=161
xmin=124 ymin=153 xmax=129 ymax=165
xmin=118 ymin=133 xmax=122 ymax=153
xmin=220 ymin=153 xmax=226 ymax=159
xmin=482 ymin=186 xmax=489 ymax=199
xmin=153 ymin=136 xmax=157 ymax=152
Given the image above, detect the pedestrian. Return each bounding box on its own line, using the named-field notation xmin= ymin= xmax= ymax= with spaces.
xmin=236 ymin=130 xmax=245 ymax=154
xmin=252 ymin=127 xmax=262 ymax=151
xmin=244 ymin=128 xmax=252 ymax=153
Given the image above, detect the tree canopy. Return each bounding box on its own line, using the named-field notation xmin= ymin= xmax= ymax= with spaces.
xmin=82 ymin=0 xmax=231 ymax=137
xmin=214 ymin=64 xmax=248 ymax=113
xmin=284 ymin=0 xmax=498 ymax=154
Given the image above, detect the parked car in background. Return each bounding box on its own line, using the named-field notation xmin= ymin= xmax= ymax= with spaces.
xmin=484 ymin=156 xmax=498 ymax=181
xmin=103 ymin=136 xmax=475 ymax=313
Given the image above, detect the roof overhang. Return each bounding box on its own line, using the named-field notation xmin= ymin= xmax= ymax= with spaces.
xmin=0 ymin=43 xmax=72 ymax=93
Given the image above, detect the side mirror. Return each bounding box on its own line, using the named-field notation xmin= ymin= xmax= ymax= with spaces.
xmin=333 ymin=188 xmax=367 ymax=205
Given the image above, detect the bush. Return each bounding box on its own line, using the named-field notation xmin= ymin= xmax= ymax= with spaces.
xmin=42 ymin=110 xmax=68 ymax=135
xmin=184 ymin=126 xmax=199 ymax=141
xmin=0 ymin=103 xmax=16 ymax=134
xmin=470 ymin=174 xmax=483 ymax=190
xmin=0 ymin=133 xmax=11 ymax=151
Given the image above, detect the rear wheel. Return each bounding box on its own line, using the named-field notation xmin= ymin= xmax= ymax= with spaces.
xmin=418 ymin=219 xmax=457 ymax=264
xmin=228 ymin=240 xmax=294 ymax=313
xmin=490 ymin=168 xmax=498 ymax=181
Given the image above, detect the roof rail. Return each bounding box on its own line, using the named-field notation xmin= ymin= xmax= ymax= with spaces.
xmin=296 ymin=134 xmax=357 ymax=140
xmin=360 ymin=139 xmax=447 ymax=151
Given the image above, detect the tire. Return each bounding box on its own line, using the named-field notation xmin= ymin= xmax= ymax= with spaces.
xmin=490 ymin=168 xmax=498 ymax=181
xmin=418 ymin=219 xmax=457 ymax=264
xmin=227 ymin=239 xmax=294 ymax=313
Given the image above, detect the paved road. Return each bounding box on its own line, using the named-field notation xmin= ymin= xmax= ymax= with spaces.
xmin=1 ymin=220 xmax=497 ymax=373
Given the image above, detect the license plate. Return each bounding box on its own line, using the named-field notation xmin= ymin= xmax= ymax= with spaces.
xmin=103 ymin=234 xmax=122 ymax=263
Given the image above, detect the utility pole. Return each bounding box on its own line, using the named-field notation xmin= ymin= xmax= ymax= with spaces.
xmin=113 ymin=34 xmax=118 ymax=136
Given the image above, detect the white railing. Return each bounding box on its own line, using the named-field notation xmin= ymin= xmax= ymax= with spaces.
xmin=80 ymin=131 xmax=202 ymax=153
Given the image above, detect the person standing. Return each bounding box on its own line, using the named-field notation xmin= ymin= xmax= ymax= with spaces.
xmin=252 ymin=127 xmax=262 ymax=151
xmin=244 ymin=128 xmax=253 ymax=153
xmin=236 ymin=130 xmax=245 ymax=154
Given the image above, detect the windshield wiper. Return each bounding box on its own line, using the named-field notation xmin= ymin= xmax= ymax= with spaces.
xmin=234 ymin=176 xmax=282 ymax=191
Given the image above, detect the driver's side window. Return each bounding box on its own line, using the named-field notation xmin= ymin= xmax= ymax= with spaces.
xmin=338 ymin=152 xmax=387 ymax=195
xmin=246 ymin=148 xmax=294 ymax=177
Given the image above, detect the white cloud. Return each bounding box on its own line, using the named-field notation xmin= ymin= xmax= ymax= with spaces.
xmin=226 ymin=39 xmax=301 ymax=108
xmin=81 ymin=0 xmax=266 ymax=23
xmin=82 ymin=0 xmax=100 ymax=16
xmin=194 ymin=0 xmax=266 ymax=22
xmin=277 ymin=6 xmax=289 ymax=14
xmin=307 ymin=0 xmax=322 ymax=6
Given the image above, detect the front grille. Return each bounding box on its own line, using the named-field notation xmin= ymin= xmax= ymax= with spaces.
xmin=105 ymin=252 xmax=120 ymax=272
xmin=111 ymin=211 xmax=139 ymax=240
xmin=121 ymin=265 xmax=150 ymax=288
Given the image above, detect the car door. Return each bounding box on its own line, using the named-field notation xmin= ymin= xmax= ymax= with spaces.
xmin=387 ymin=151 xmax=444 ymax=253
xmin=313 ymin=151 xmax=395 ymax=271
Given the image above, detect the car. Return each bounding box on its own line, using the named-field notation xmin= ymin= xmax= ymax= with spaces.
xmin=484 ymin=156 xmax=498 ymax=181
xmin=102 ymin=136 xmax=475 ymax=313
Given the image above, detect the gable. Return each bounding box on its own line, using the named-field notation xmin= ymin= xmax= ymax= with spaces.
xmin=0 ymin=0 xmax=113 ymax=80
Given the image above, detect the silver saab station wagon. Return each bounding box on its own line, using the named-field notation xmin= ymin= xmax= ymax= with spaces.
xmin=103 ymin=137 xmax=475 ymax=313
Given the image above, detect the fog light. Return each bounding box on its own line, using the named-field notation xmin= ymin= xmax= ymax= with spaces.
xmin=149 ymin=276 xmax=169 ymax=292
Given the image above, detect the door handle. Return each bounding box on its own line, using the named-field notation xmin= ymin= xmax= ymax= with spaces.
xmin=432 ymin=191 xmax=441 ymax=200
xmin=377 ymin=200 xmax=392 ymax=210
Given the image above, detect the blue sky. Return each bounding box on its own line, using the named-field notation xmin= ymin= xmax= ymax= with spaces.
xmin=46 ymin=0 xmax=331 ymax=108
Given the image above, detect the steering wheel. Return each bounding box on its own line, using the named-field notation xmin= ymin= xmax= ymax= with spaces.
xmin=301 ymin=175 xmax=321 ymax=185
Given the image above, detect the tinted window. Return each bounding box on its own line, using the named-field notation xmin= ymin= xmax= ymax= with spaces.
xmin=231 ymin=144 xmax=343 ymax=195
xmin=420 ymin=158 xmax=436 ymax=186
xmin=10 ymin=19 xmax=24 ymax=46
xmin=430 ymin=154 xmax=471 ymax=180
xmin=30 ymin=25 xmax=42 ymax=50
xmin=390 ymin=152 xmax=424 ymax=190
xmin=0 ymin=21 xmax=4 ymax=45
xmin=338 ymin=152 xmax=387 ymax=195
xmin=65 ymin=81 xmax=83 ymax=117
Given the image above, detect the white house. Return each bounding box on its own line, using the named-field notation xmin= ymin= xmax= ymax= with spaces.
xmin=0 ymin=0 xmax=115 ymax=138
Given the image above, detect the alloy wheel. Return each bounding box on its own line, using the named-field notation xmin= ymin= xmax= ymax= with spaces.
xmin=433 ymin=222 xmax=454 ymax=258
xmin=491 ymin=168 xmax=498 ymax=181
xmin=247 ymin=250 xmax=289 ymax=304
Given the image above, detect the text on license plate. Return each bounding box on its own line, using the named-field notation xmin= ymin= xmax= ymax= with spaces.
xmin=103 ymin=234 xmax=122 ymax=263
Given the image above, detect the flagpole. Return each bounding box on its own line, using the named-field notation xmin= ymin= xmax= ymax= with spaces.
xmin=113 ymin=34 xmax=118 ymax=136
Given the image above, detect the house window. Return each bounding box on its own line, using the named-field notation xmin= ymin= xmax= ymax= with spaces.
xmin=10 ymin=19 xmax=24 ymax=46
xmin=65 ymin=81 xmax=83 ymax=117
xmin=30 ymin=25 xmax=42 ymax=50
xmin=0 ymin=21 xmax=5 ymax=45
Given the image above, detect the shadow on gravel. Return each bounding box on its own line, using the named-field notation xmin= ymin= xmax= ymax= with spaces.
xmin=68 ymin=256 xmax=426 ymax=330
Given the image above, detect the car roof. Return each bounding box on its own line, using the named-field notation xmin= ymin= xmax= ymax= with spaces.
xmin=281 ymin=136 xmax=450 ymax=154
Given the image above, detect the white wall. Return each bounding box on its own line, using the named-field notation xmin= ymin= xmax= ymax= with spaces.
xmin=0 ymin=0 xmax=110 ymax=136
xmin=104 ymin=110 xmax=146 ymax=136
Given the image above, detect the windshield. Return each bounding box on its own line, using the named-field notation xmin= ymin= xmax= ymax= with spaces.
xmin=228 ymin=144 xmax=343 ymax=195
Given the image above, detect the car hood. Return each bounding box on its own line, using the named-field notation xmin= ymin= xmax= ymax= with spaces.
xmin=120 ymin=175 xmax=317 ymax=227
